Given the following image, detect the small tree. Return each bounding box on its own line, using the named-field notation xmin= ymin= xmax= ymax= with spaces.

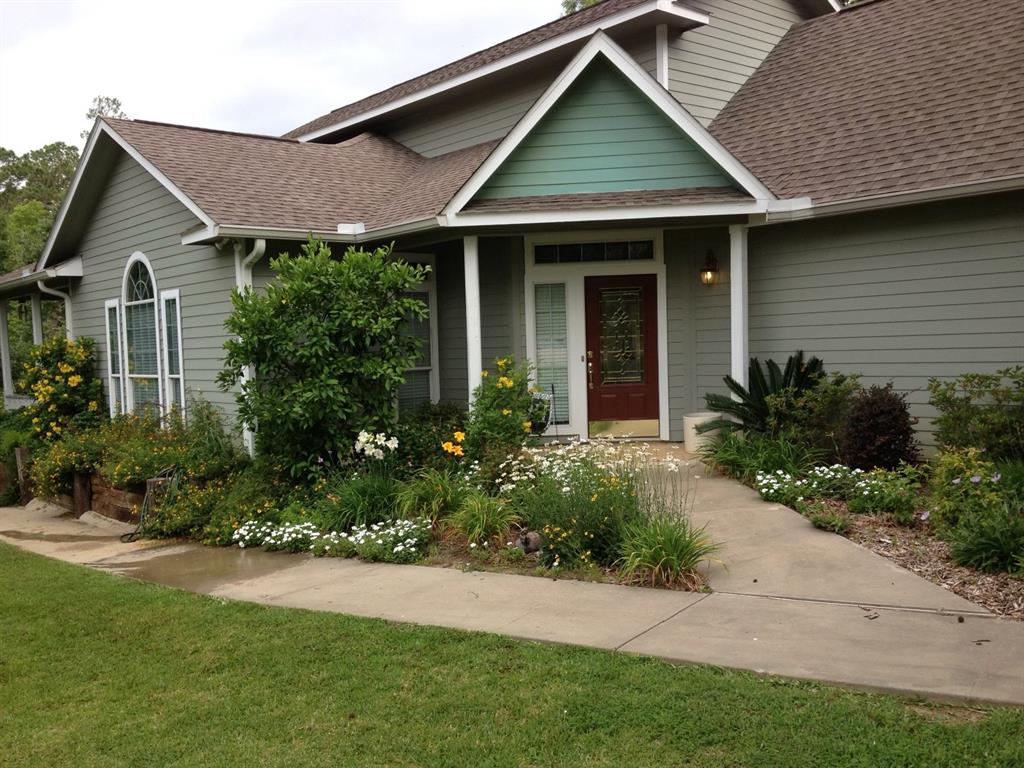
xmin=219 ymin=237 xmax=428 ymax=478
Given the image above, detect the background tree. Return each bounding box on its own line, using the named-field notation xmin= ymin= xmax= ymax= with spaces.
xmin=561 ymin=0 xmax=602 ymax=15
xmin=81 ymin=95 xmax=126 ymax=140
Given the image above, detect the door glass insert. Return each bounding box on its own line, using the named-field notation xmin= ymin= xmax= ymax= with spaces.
xmin=599 ymin=288 xmax=644 ymax=384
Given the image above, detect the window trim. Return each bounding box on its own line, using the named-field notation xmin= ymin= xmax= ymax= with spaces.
xmin=396 ymin=253 xmax=439 ymax=413
xmin=103 ymin=298 xmax=126 ymax=418
xmin=160 ymin=288 xmax=186 ymax=418
xmin=119 ymin=251 xmax=163 ymax=414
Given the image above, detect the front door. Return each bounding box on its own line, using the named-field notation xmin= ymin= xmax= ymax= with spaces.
xmin=584 ymin=274 xmax=659 ymax=438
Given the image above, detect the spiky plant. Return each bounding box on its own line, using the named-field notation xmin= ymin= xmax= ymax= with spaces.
xmin=702 ymin=351 xmax=824 ymax=434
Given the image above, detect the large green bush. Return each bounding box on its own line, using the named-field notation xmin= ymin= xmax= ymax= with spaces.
xmin=219 ymin=237 xmax=429 ymax=478
xmin=766 ymin=373 xmax=860 ymax=461
xmin=929 ymin=366 xmax=1024 ymax=460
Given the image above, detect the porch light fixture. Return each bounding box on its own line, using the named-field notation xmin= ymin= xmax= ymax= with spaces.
xmin=700 ymin=251 xmax=719 ymax=285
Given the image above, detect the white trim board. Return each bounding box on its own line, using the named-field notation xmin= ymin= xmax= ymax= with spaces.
xmin=293 ymin=0 xmax=709 ymax=143
xmin=39 ymin=119 xmax=216 ymax=270
xmin=444 ymin=30 xmax=776 ymax=216
xmin=523 ymin=227 xmax=670 ymax=442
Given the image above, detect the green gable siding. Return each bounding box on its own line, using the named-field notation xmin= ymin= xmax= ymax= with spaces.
xmin=475 ymin=56 xmax=736 ymax=200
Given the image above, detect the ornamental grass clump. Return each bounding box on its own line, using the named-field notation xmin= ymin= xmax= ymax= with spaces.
xmin=394 ymin=467 xmax=468 ymax=523
xmin=617 ymin=516 xmax=721 ymax=589
xmin=447 ymin=491 xmax=519 ymax=545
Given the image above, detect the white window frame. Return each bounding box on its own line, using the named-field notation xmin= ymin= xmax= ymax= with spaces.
xmin=523 ymin=228 xmax=669 ymax=441
xmin=118 ymin=251 xmax=164 ymax=414
xmin=396 ymin=253 xmax=440 ymax=413
xmin=160 ymin=288 xmax=186 ymax=418
xmin=103 ymin=298 xmax=126 ymax=418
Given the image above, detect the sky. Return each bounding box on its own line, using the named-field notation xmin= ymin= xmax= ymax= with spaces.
xmin=0 ymin=0 xmax=561 ymax=154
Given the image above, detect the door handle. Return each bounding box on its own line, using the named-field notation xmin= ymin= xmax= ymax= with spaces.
xmin=587 ymin=353 xmax=594 ymax=389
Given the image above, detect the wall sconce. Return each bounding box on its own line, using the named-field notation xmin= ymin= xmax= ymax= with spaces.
xmin=700 ymin=251 xmax=719 ymax=285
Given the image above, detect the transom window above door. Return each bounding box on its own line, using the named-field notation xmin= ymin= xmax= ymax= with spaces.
xmin=533 ymin=240 xmax=654 ymax=265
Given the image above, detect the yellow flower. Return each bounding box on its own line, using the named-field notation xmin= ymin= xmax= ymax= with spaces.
xmin=497 ymin=376 xmax=514 ymax=389
xmin=522 ymin=421 xmax=532 ymax=433
xmin=58 ymin=362 xmax=73 ymax=374
xmin=502 ymin=409 xmax=512 ymax=416
xmin=68 ymin=374 xmax=82 ymax=388
xmin=480 ymin=370 xmax=489 ymax=378
xmin=453 ymin=431 xmax=465 ymax=443
xmin=87 ymin=401 xmax=98 ymax=411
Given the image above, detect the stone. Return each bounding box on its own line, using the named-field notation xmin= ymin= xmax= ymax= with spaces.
xmin=518 ymin=530 xmax=542 ymax=554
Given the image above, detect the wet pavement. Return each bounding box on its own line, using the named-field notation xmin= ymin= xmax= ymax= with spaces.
xmin=3 ymin=490 xmax=1024 ymax=706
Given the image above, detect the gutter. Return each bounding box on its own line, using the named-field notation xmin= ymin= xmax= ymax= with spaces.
xmin=232 ymin=238 xmax=266 ymax=457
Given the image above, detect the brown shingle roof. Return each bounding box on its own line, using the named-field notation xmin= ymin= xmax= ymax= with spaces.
xmin=284 ymin=0 xmax=650 ymax=139
xmin=463 ymin=187 xmax=751 ymax=213
xmin=710 ymin=0 xmax=1024 ymax=204
xmin=106 ymin=118 xmax=495 ymax=232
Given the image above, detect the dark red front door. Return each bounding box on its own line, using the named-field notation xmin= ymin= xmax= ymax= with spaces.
xmin=584 ymin=274 xmax=659 ymax=437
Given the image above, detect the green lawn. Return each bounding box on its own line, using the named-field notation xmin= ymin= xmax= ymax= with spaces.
xmin=2 ymin=544 xmax=1022 ymax=768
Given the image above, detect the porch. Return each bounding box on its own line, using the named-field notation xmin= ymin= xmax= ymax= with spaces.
xmin=0 ymin=259 xmax=81 ymax=410
xmin=396 ymin=225 xmax=750 ymax=442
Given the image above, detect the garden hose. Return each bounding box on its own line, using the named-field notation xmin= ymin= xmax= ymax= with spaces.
xmin=119 ymin=466 xmax=180 ymax=543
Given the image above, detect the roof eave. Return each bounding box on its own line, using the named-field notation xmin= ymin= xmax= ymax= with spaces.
xmin=292 ymin=0 xmax=709 ymax=143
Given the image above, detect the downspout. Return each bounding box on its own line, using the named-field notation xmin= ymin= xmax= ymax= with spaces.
xmin=36 ymin=280 xmax=74 ymax=339
xmin=233 ymin=238 xmax=266 ymax=455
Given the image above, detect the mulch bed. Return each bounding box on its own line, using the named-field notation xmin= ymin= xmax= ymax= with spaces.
xmin=845 ymin=514 xmax=1024 ymax=621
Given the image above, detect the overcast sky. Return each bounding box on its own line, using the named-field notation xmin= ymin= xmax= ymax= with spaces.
xmin=0 ymin=0 xmax=561 ymax=154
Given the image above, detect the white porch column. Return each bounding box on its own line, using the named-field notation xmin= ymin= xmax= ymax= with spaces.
xmin=463 ymin=235 xmax=483 ymax=403
xmin=0 ymin=301 xmax=13 ymax=396
xmin=729 ymin=224 xmax=749 ymax=387
xmin=30 ymin=294 xmax=43 ymax=345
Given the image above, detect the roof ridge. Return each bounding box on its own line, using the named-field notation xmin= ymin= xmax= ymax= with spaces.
xmin=107 ymin=118 xmax=301 ymax=144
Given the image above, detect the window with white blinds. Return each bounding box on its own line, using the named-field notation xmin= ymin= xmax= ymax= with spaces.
xmin=107 ymin=253 xmax=185 ymax=417
xmin=534 ymin=283 xmax=569 ymax=424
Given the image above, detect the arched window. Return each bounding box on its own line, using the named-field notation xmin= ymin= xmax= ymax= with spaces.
xmin=105 ymin=252 xmax=185 ymax=417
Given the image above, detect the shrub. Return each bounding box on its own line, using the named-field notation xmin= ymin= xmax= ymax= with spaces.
xmin=995 ymin=459 xmax=1024 ymax=505
xmin=464 ymin=356 xmax=546 ymax=482
xmin=394 ymin=402 xmax=467 ymax=474
xmin=766 ymin=373 xmax=861 ymax=461
xmin=617 ymin=516 xmax=721 ymax=589
xmin=702 ymin=431 xmax=824 ymax=484
xmin=846 ymin=467 xmax=921 ymax=524
xmin=177 ymin=398 xmax=248 ymax=481
xmin=144 ymin=477 xmax=228 ymax=539
xmin=219 ymin=237 xmax=429 ymax=479
xmin=394 ymin=467 xmax=467 ymax=523
xmin=929 ymin=448 xmax=1002 ymax=531
xmin=447 ymin=491 xmax=519 ymax=545
xmin=29 ymin=427 xmax=105 ymax=498
xmin=929 ymin=366 xmax=1024 ymax=460
xmin=199 ymin=461 xmax=295 ymax=546
xmin=20 ymin=335 xmax=102 ymax=441
xmin=703 ymin=351 xmax=824 ymax=433
xmin=838 ymin=384 xmax=919 ymax=470
xmin=950 ymin=502 xmax=1024 ymax=573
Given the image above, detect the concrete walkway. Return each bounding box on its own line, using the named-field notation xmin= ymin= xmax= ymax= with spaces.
xmin=3 ymin=476 xmax=1024 ymax=706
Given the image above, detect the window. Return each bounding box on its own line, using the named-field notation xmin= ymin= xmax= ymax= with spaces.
xmin=107 ymin=252 xmax=185 ymax=417
xmin=397 ymin=260 xmax=439 ymax=414
xmin=534 ymin=240 xmax=654 ymax=265
xmin=534 ymin=283 xmax=569 ymax=424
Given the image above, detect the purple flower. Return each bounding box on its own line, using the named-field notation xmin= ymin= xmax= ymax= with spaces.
xmin=970 ymin=475 xmax=982 ymax=484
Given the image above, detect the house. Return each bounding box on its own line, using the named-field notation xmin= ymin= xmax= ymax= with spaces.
xmin=2 ymin=0 xmax=1021 ymax=449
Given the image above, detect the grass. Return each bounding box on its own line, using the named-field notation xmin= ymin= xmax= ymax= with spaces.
xmin=2 ymin=544 xmax=1023 ymax=767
